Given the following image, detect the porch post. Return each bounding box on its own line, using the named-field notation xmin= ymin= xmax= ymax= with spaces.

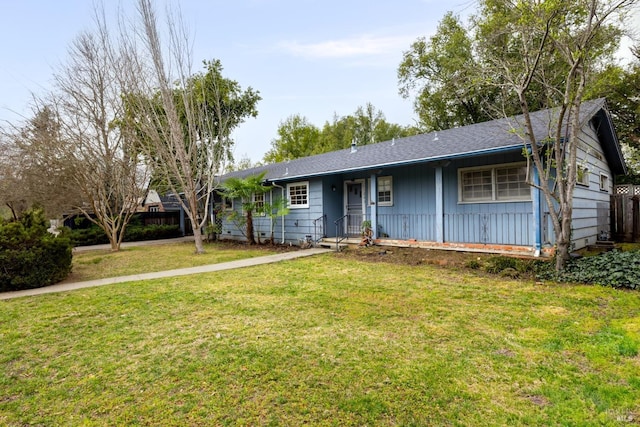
xmin=179 ymin=206 xmax=186 ymax=236
xmin=435 ymin=166 xmax=444 ymax=243
xmin=532 ymin=165 xmax=542 ymax=256
xmin=370 ymin=173 xmax=378 ymax=239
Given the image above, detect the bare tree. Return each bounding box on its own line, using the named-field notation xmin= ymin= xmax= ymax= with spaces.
xmin=122 ymin=0 xmax=260 ymax=254
xmin=1 ymin=106 xmax=83 ymax=220
xmin=475 ymin=0 xmax=637 ymax=270
xmin=34 ymin=13 xmax=151 ymax=251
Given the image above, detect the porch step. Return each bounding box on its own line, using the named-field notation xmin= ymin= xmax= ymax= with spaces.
xmin=317 ymin=238 xmax=358 ymax=250
xmin=587 ymin=240 xmax=617 ymax=252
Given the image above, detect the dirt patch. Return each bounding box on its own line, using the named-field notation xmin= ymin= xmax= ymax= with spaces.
xmin=333 ymin=245 xmax=491 ymax=268
xmin=213 ymin=239 xmax=303 ymax=253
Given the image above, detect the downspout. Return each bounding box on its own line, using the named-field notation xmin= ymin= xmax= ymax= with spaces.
xmin=531 ymin=154 xmax=542 ymax=257
xmin=370 ymin=173 xmax=378 ymax=239
xmin=272 ymin=182 xmax=286 ymax=244
xmin=435 ymin=166 xmax=444 ymax=243
xmin=269 ymin=188 xmax=273 ymax=241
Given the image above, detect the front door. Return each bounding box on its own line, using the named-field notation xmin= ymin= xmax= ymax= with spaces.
xmin=345 ymin=181 xmax=364 ymax=236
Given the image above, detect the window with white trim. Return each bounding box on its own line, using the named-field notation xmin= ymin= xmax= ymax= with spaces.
xmin=287 ymin=181 xmax=309 ymax=209
xmin=377 ymin=176 xmax=393 ymax=206
xmin=459 ymin=163 xmax=530 ymax=203
xmin=577 ymin=166 xmax=589 ymax=187
xmin=223 ymin=197 xmax=233 ymax=211
xmin=599 ymin=173 xmax=609 ymax=191
xmin=253 ymin=193 xmax=265 ymax=215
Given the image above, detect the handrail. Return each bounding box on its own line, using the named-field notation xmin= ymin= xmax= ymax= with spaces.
xmin=312 ymin=214 xmax=327 ymax=245
xmin=334 ymin=214 xmax=348 ymax=251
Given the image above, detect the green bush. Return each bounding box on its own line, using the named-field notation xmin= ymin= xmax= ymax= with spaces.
xmin=0 ymin=209 xmax=73 ymax=292
xmin=68 ymin=223 xmax=182 ymax=246
xmin=483 ymin=256 xmax=517 ymax=274
xmin=538 ymin=250 xmax=640 ymax=290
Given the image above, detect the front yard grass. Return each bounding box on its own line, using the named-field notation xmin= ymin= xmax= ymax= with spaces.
xmin=1 ymin=250 xmax=639 ymax=425
xmin=67 ymin=240 xmax=291 ymax=281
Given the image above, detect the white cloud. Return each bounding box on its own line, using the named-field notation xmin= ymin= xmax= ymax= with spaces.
xmin=277 ymin=34 xmax=417 ymax=59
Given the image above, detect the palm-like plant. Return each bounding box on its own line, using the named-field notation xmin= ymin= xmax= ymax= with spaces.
xmin=219 ymin=172 xmax=269 ymax=244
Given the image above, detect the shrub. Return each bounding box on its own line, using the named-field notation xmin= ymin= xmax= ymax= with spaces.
xmin=537 ymin=250 xmax=640 ymax=290
xmin=465 ymin=259 xmax=481 ymax=269
xmin=68 ymin=223 xmax=182 ymax=246
xmin=0 ymin=209 xmax=73 ymax=292
xmin=483 ymin=256 xmax=517 ymax=274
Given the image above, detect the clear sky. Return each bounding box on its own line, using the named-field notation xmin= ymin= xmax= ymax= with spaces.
xmin=0 ymin=1 xmax=636 ymax=163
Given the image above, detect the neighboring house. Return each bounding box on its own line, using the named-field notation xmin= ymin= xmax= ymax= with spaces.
xmin=219 ymin=98 xmax=626 ymax=256
xmin=138 ymin=190 xmax=187 ymax=234
xmin=138 ymin=190 xmax=182 ymax=213
xmin=138 ymin=189 xmax=163 ymax=213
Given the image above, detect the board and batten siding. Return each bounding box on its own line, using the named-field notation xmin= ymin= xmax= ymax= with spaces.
xmin=374 ymin=152 xmax=535 ymax=247
xmin=220 ymin=179 xmax=326 ymax=245
xmin=219 ymin=191 xmax=280 ymax=243
xmin=374 ymin=165 xmax=437 ymax=241
xmin=443 ymin=153 xmax=535 ymax=246
xmin=570 ymin=123 xmax=613 ymax=250
xmin=276 ymin=179 xmax=324 ymax=245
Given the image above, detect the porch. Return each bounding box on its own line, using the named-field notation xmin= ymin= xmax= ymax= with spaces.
xmin=317 ymin=211 xmax=537 ymax=254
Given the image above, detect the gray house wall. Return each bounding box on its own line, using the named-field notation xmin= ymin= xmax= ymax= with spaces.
xmin=571 ymin=123 xmax=614 ymax=249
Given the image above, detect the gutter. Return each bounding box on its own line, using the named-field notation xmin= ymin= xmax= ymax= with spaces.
xmin=264 ymin=144 xmax=525 ymax=184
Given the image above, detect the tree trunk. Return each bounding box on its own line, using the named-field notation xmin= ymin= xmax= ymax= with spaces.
xmin=555 ymin=206 xmax=573 ymax=271
xmin=246 ymin=210 xmax=255 ymax=244
xmin=109 ymin=229 xmax=120 ymax=252
xmin=555 ymin=239 xmax=571 ymax=271
xmin=193 ymin=226 xmax=205 ymax=254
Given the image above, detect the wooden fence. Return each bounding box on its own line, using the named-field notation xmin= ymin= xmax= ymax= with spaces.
xmin=612 ymin=185 xmax=640 ymax=242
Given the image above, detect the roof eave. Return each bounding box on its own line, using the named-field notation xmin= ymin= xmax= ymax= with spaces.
xmin=266 ymin=144 xmax=525 ymax=183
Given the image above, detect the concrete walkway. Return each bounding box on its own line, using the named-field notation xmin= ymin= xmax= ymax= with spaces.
xmin=0 ymin=247 xmax=332 ymax=300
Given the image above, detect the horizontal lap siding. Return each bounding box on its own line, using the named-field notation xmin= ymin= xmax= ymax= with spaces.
xmin=571 ymin=126 xmax=613 ymax=249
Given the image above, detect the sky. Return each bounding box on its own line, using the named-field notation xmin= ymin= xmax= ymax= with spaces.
xmin=0 ymin=0 xmax=637 ymax=163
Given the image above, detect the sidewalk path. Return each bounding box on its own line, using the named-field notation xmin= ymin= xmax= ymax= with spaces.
xmin=1 ymin=247 xmax=332 ymax=300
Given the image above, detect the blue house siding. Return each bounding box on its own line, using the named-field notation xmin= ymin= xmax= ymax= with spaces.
xmin=278 ymin=179 xmax=324 ymax=244
xmin=375 ymin=165 xmax=437 ymax=241
xmin=371 ymin=154 xmax=535 ymax=246
xmin=321 ymin=176 xmax=344 ymax=238
xmin=570 ymin=124 xmax=614 ymax=249
xmin=441 ymin=152 xmax=535 ymax=246
xmin=217 ymin=99 xmax=624 ymax=255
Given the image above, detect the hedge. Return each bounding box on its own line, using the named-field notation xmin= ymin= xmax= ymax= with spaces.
xmin=0 ymin=210 xmax=73 ymax=292
xmin=69 ymin=224 xmax=182 ymax=247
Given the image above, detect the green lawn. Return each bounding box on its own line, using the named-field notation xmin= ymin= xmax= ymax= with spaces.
xmin=1 ymin=249 xmax=639 ymax=426
xmin=68 ymin=241 xmax=288 ymax=281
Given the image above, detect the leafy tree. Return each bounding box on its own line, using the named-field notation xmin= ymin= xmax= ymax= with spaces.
xmin=123 ymin=0 xmax=261 ymax=254
xmin=2 ymin=107 xmax=84 ymax=221
xmin=219 ymin=172 xmax=270 ymax=244
xmin=586 ymin=62 xmax=640 ymax=175
xmin=263 ymin=104 xmax=416 ymax=163
xmin=398 ymin=12 xmax=496 ymax=131
xmin=227 ymin=154 xmax=263 ymax=172
xmin=263 ymin=115 xmax=321 ymax=163
xmin=399 ymin=0 xmax=635 ymax=270
xmin=473 ymin=0 xmax=635 ymax=270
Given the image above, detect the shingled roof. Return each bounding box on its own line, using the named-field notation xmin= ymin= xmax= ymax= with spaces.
xmin=224 ymin=98 xmax=624 ymax=183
